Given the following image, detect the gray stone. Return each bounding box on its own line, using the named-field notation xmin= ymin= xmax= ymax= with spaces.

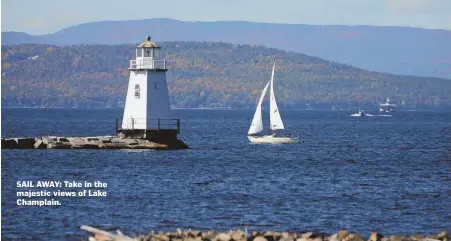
xmin=368 ymin=232 xmax=384 ymax=241
xmin=33 ymin=140 xmax=47 ymax=149
xmin=253 ymin=236 xmax=268 ymax=241
xmin=215 ymin=233 xmax=232 ymax=241
xmin=231 ymin=230 xmax=246 ymax=241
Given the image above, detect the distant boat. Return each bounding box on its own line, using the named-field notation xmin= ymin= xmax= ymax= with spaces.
xmin=350 ymin=108 xmax=371 ymax=117
xmin=380 ymin=98 xmax=396 ymax=112
xmin=358 ymin=109 xmax=366 ymax=116
xmin=247 ymin=61 xmax=300 ymax=144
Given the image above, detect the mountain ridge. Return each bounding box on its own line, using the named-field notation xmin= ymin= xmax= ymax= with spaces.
xmin=2 ymin=18 xmax=451 ymax=79
xmin=5 ymin=18 xmax=451 ymax=35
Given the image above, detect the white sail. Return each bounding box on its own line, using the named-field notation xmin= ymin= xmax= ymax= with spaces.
xmin=248 ymin=81 xmax=270 ymax=135
xmin=269 ymin=62 xmax=285 ymax=130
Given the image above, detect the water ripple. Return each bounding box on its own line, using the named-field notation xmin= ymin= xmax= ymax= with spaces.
xmin=1 ymin=109 xmax=451 ymax=240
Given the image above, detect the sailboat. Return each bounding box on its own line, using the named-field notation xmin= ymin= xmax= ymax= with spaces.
xmin=247 ymin=61 xmax=300 ymax=144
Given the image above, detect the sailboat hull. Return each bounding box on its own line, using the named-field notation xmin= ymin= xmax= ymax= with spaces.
xmin=248 ymin=135 xmax=301 ymax=144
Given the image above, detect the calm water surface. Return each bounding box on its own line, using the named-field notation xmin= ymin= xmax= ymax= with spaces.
xmin=1 ymin=108 xmax=451 ymax=240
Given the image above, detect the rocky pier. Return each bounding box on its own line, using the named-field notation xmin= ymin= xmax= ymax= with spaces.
xmin=80 ymin=226 xmax=450 ymax=241
xmin=1 ymin=136 xmax=188 ymax=150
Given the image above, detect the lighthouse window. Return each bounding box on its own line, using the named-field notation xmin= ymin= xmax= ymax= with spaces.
xmin=144 ymin=49 xmax=151 ymax=57
xmin=134 ymin=84 xmax=140 ymax=99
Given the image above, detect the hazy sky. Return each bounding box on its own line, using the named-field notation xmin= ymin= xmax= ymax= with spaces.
xmin=2 ymin=0 xmax=451 ymax=34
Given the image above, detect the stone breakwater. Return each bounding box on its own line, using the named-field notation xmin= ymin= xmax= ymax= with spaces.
xmin=80 ymin=226 xmax=451 ymax=241
xmin=1 ymin=136 xmax=188 ymax=150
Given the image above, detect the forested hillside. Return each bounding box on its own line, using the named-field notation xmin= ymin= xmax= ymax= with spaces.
xmin=2 ymin=42 xmax=450 ymax=110
xmin=3 ymin=18 xmax=451 ymax=79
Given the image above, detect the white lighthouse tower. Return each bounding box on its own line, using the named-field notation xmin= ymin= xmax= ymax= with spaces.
xmin=118 ymin=36 xmax=179 ymax=141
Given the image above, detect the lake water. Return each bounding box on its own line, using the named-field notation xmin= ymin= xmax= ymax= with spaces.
xmin=1 ymin=108 xmax=451 ymax=240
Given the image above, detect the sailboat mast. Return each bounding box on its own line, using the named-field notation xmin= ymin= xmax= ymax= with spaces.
xmin=268 ymin=61 xmax=276 ymax=135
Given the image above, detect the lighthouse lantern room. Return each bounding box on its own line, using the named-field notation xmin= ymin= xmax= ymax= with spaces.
xmin=117 ymin=36 xmax=179 ymax=141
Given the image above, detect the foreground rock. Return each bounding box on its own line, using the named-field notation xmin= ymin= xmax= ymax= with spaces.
xmin=1 ymin=136 xmax=188 ymax=150
xmin=80 ymin=226 xmax=450 ymax=241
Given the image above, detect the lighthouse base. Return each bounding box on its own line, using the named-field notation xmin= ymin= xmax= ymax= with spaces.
xmin=116 ymin=129 xmax=188 ymax=150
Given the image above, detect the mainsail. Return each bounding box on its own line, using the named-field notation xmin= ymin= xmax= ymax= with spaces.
xmin=248 ymin=81 xmax=270 ymax=135
xmin=269 ymin=62 xmax=285 ymax=130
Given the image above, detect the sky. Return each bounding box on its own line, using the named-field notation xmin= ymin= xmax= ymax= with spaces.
xmin=2 ymin=0 xmax=451 ymax=34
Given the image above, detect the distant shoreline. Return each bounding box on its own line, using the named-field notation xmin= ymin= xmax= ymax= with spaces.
xmin=1 ymin=106 xmax=446 ymax=112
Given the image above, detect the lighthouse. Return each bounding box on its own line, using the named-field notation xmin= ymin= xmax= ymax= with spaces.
xmin=117 ymin=36 xmax=180 ymax=142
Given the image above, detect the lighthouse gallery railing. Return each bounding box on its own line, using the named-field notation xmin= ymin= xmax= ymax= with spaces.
xmin=117 ymin=118 xmax=180 ymax=133
xmin=130 ymin=59 xmax=167 ymax=69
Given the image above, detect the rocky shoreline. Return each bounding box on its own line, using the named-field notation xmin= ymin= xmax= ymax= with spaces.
xmin=81 ymin=226 xmax=450 ymax=241
xmin=1 ymin=136 xmax=189 ymax=150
